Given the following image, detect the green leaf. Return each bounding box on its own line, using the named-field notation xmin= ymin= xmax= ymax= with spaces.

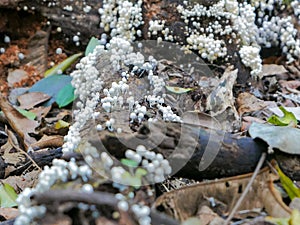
xmin=85 ymin=37 xmax=99 ymax=56
xmin=17 ymin=108 xmax=36 ymax=120
xmin=44 ymin=52 xmax=82 ymax=77
xmin=121 ymin=159 xmax=139 ymax=167
xmin=166 ymin=86 xmax=193 ymax=94
xmin=0 ymin=183 xmax=18 ymax=208
xmin=267 ymin=106 xmax=297 ymax=126
xmin=275 ymin=164 xmax=300 ymax=200
xmin=56 ymin=83 xmax=76 ymax=108
xmin=29 ymin=75 xmax=72 ymax=106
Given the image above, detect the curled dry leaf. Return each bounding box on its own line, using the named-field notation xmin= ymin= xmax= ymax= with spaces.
xmin=206 ymin=66 xmax=238 ymax=118
xmin=279 ymin=80 xmax=300 ymax=94
xmin=155 ymin=167 xmax=291 ymax=222
xmin=236 ymin=92 xmax=267 ymax=116
xmin=0 ymin=96 xmax=38 ymax=149
xmin=241 ymin=116 xmax=265 ymax=132
xmin=30 ymin=106 xmax=52 ymax=121
xmin=30 ymin=135 xmax=64 ymax=150
xmin=206 ymin=66 xmax=239 ymax=131
xmin=1 ymin=170 xmax=40 ymax=192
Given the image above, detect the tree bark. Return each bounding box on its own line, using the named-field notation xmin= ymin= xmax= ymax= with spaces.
xmin=87 ymin=121 xmax=300 ymax=180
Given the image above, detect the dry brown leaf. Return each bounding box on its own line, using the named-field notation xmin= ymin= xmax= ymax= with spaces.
xmin=0 ymin=96 xmax=38 ymax=149
xmin=241 ymin=116 xmax=265 ymax=132
xmin=261 ymin=64 xmax=288 ymax=77
xmin=278 ymin=80 xmax=300 ymax=93
xmin=197 ymin=206 xmax=224 ymax=225
xmin=206 ymin=67 xmax=238 ymax=118
xmin=205 ymin=66 xmax=239 ymax=131
xmin=44 ymin=109 xmax=72 ymax=124
xmin=30 ymin=106 xmax=52 ymax=121
xmin=1 ymin=129 xmax=25 ymax=165
xmin=155 ymin=167 xmax=291 ymax=222
xmin=17 ymin=92 xmax=51 ymax=109
xmin=0 ymin=208 xmax=19 ymax=220
xmin=2 ymin=170 xmax=40 ymax=191
xmin=237 ymin=92 xmax=266 ymax=116
xmin=0 ymin=129 xmax=26 ymax=177
xmin=30 ymin=135 xmax=64 ymax=149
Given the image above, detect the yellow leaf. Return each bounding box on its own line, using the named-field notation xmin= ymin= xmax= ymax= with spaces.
xmin=55 ymin=120 xmax=70 ymax=129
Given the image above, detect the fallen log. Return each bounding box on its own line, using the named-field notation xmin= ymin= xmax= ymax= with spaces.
xmin=86 ymin=121 xmax=300 ymax=180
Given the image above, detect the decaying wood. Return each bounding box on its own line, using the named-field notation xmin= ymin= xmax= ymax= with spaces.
xmin=86 ymin=121 xmax=300 ymax=180
xmin=0 ymin=147 xmax=63 ymax=179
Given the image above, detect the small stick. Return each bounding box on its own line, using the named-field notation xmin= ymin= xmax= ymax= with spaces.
xmin=33 ymin=190 xmax=180 ymax=225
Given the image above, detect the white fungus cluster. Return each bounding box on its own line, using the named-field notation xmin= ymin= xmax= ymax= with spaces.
xmin=232 ymin=2 xmax=258 ymax=47
xmin=186 ymin=34 xmax=227 ymax=62
xmin=63 ymin=5 xmax=73 ymax=12
xmin=176 ymin=0 xmax=300 ymax=77
xmin=101 ymin=79 xmax=129 ymax=113
xmin=15 ymin=159 xmax=92 ymax=225
xmin=291 ymin=1 xmax=300 ymax=21
xmin=149 ymin=73 xmax=165 ymax=95
xmin=108 ymin=37 xmax=135 ymax=70
xmin=157 ymin=105 xmax=182 ymax=122
xmin=131 ymin=204 xmax=151 ymax=225
xmin=99 ymin=0 xmax=143 ymax=41
xmin=116 ymin=194 xmax=151 ymax=225
xmin=126 ymin=145 xmax=172 ymax=183
xmin=83 ymin=5 xmax=92 ymax=13
xmin=177 ymin=1 xmax=230 ymax=62
xmin=146 ymin=95 xmax=164 ymax=108
xmin=130 ymin=104 xmax=147 ymax=123
xmin=14 ymin=41 xmax=107 ymax=225
xmin=148 ymin=20 xmax=165 ymax=36
xmin=239 ymin=45 xmax=262 ymax=77
xmin=254 ymin=0 xmax=300 ymax=63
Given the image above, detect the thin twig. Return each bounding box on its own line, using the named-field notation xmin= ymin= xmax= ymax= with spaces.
xmin=33 ymin=190 xmax=118 ymax=207
xmin=33 ymin=189 xmax=180 ymax=225
xmin=224 ymin=152 xmax=267 ymax=225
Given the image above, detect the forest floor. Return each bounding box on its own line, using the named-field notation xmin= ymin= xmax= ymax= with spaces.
xmin=1 ymin=1 xmax=300 ymax=225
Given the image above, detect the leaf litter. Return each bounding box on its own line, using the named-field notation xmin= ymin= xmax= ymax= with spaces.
xmin=0 ymin=2 xmax=300 ymax=225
